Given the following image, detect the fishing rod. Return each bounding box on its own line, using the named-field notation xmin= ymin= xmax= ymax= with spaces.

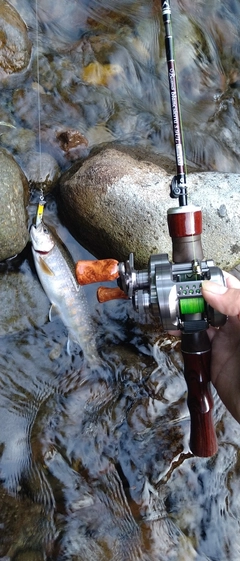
xmin=161 ymin=0 xmax=187 ymax=206
xmin=74 ymin=0 xmax=226 ymax=457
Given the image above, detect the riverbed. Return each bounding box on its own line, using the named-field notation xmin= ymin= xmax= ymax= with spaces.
xmin=1 ymin=1 xmax=240 ymax=560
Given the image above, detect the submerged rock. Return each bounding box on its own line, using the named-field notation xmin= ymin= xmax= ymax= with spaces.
xmin=22 ymin=151 xmax=60 ymax=194
xmin=0 ymin=262 xmax=49 ymax=336
xmin=0 ymin=149 xmax=29 ymax=261
xmin=59 ymin=146 xmax=240 ymax=270
xmin=0 ymin=0 xmax=31 ymax=87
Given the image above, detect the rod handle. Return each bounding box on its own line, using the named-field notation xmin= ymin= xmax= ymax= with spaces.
xmin=181 ymin=331 xmax=218 ymax=457
xmin=76 ymin=259 xmax=119 ymax=285
xmin=97 ymin=286 xmax=128 ymax=303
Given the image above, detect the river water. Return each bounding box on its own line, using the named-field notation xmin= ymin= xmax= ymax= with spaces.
xmin=1 ymin=1 xmax=240 ymax=560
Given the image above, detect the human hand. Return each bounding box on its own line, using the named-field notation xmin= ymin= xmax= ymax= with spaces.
xmin=202 ymin=272 xmax=240 ymax=423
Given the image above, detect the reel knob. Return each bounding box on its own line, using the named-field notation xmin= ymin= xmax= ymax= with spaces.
xmin=76 ymin=259 xmax=119 ymax=285
xmin=97 ymin=286 xmax=128 ymax=303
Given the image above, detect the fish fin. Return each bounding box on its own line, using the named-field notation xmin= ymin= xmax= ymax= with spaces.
xmin=39 ymin=256 xmax=55 ymax=276
xmin=73 ymin=279 xmax=80 ymax=292
xmin=66 ymin=337 xmax=71 ymax=356
xmin=49 ymin=304 xmax=60 ymax=322
xmin=66 ymin=336 xmax=81 ymax=356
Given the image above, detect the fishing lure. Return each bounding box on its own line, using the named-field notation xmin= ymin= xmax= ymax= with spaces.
xmin=35 ymin=194 xmax=46 ymax=227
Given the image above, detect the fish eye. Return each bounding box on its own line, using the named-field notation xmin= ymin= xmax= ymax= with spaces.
xmin=43 ymin=227 xmax=49 ymax=233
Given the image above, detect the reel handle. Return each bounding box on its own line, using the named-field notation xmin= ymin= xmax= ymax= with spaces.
xmin=75 ymin=260 xmax=128 ymax=302
xmin=181 ymin=331 xmax=218 ymax=457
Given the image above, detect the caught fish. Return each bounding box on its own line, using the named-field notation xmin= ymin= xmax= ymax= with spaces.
xmin=30 ymin=221 xmax=100 ymax=366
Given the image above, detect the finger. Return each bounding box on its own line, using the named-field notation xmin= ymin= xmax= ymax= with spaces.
xmin=202 ymin=280 xmax=240 ymax=316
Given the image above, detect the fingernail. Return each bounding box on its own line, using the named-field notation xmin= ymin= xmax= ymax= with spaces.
xmin=202 ymin=280 xmax=227 ymax=295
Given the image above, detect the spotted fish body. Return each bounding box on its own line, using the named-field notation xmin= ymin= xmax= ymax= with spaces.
xmin=30 ymin=222 xmax=99 ymax=366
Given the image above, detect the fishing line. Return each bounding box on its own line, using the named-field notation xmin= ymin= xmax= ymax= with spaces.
xmin=35 ymin=0 xmax=45 ymax=226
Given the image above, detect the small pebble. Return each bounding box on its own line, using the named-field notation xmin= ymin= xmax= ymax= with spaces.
xmin=217 ymin=204 xmax=227 ymax=218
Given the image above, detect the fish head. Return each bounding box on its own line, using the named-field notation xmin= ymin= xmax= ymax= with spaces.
xmin=30 ymin=222 xmax=55 ymax=253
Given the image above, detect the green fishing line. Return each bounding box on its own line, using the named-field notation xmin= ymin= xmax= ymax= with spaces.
xmin=179 ymin=297 xmax=205 ymax=315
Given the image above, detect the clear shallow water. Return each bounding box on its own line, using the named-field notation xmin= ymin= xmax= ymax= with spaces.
xmin=1 ymin=200 xmax=240 ymax=560
xmin=3 ymin=0 xmax=240 ymax=172
xmin=1 ymin=0 xmax=240 ymax=559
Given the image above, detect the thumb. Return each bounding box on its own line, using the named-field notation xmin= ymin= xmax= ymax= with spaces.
xmin=202 ymin=280 xmax=240 ymax=316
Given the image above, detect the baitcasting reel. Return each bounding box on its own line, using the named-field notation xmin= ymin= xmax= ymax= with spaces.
xmin=76 ymin=202 xmax=226 ymax=337
xmin=111 ymin=253 xmax=226 ymax=333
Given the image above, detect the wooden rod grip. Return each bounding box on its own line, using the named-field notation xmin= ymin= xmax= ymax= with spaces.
xmin=97 ymin=286 xmax=128 ymax=303
xmin=76 ymin=259 xmax=119 ymax=285
xmin=181 ymin=331 xmax=218 ymax=457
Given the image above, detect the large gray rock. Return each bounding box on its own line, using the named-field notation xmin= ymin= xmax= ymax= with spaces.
xmin=59 ymin=147 xmax=240 ymax=270
xmin=0 ymin=0 xmax=31 ymax=87
xmin=0 ymin=149 xmax=29 ymax=261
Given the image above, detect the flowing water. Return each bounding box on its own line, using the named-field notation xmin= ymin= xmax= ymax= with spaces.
xmin=1 ymin=1 xmax=240 ymax=560
xmin=3 ymin=0 xmax=240 ymax=172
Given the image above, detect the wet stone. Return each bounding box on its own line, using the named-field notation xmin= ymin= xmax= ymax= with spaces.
xmin=13 ymin=550 xmax=44 ymax=561
xmin=0 ymin=125 xmax=36 ymax=156
xmin=59 ymin=146 xmax=240 ymax=271
xmin=0 ymin=149 xmax=29 ymax=261
xmin=0 ymin=487 xmax=51 ymax=559
xmin=22 ymin=151 xmax=61 ymax=195
xmin=0 ymin=0 xmax=31 ymax=86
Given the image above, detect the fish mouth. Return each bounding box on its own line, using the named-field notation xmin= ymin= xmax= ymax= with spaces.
xmin=29 ymin=221 xmax=41 ymax=242
xmin=30 ymin=222 xmax=54 ymax=253
xmin=29 ymin=221 xmax=42 ymax=234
